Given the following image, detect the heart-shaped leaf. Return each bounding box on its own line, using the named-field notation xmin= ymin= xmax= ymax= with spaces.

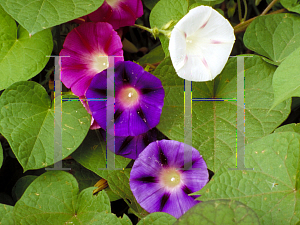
xmin=244 ymin=13 xmax=300 ymax=63
xmin=153 ymin=56 xmax=291 ymax=172
xmin=193 ymin=132 xmax=300 ymax=225
xmin=0 ymin=0 xmax=104 ymax=35
xmin=0 ymin=203 xmax=14 ymax=225
xmin=271 ymin=47 xmax=300 ymax=109
xmin=0 ymin=81 xmax=90 ymax=171
xmin=13 ymin=171 xmax=114 ymax=224
xmin=137 ymin=212 xmax=176 ymax=225
xmin=175 ymin=200 xmax=259 ymax=225
xmin=0 ymin=6 xmax=53 ymax=91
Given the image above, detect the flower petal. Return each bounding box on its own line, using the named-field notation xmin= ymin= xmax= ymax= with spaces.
xmin=174 ymin=6 xmax=212 ymax=37
xmin=162 ymin=188 xmax=199 ymax=218
xmin=169 ymin=27 xmax=187 ymax=71
xmin=89 ymin=0 xmax=143 ymax=30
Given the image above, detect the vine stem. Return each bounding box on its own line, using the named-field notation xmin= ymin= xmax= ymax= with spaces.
xmin=133 ymin=24 xmax=171 ymax=39
xmin=261 ymin=0 xmax=279 ymax=15
xmin=234 ymin=8 xmax=286 ymax=33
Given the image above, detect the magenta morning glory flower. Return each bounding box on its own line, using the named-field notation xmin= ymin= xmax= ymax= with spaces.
xmin=86 ymin=61 xmax=165 ymax=137
xmin=130 ymin=140 xmax=209 ymax=219
xmin=100 ymin=128 xmax=157 ymax=159
xmin=88 ymin=0 xmax=143 ymax=30
xmin=60 ymin=22 xmax=123 ymax=97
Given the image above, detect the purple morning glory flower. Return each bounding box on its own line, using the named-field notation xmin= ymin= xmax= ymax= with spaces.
xmin=86 ymin=61 xmax=165 ymax=137
xmin=100 ymin=128 xmax=158 ymax=160
xmin=130 ymin=140 xmax=209 ymax=219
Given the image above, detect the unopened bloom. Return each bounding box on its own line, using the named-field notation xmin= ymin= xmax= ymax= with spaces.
xmin=130 ymin=140 xmax=209 ymax=219
xmin=86 ymin=61 xmax=164 ymax=136
xmin=88 ymin=0 xmax=143 ymax=30
xmin=60 ymin=22 xmax=123 ymax=97
xmin=169 ymin=6 xmax=235 ymax=81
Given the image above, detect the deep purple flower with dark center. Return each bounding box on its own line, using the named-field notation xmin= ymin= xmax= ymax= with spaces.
xmin=100 ymin=128 xmax=157 ymax=159
xmin=130 ymin=140 xmax=209 ymax=219
xmin=86 ymin=61 xmax=165 ymax=137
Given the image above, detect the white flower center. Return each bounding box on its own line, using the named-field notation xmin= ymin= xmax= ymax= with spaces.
xmin=118 ymin=87 xmax=139 ymax=107
xmin=160 ymin=168 xmax=181 ymax=188
xmin=92 ymin=54 xmax=108 ymax=73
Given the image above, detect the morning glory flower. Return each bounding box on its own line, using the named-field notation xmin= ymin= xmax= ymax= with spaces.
xmin=100 ymin=128 xmax=157 ymax=159
xmin=88 ymin=0 xmax=143 ymax=30
xmin=169 ymin=6 xmax=235 ymax=81
xmin=60 ymin=22 xmax=123 ymax=97
xmin=86 ymin=61 xmax=165 ymax=136
xmin=130 ymin=140 xmax=209 ymax=219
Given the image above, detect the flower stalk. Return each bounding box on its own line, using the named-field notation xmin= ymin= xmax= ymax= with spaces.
xmin=134 ymin=24 xmax=171 ymax=39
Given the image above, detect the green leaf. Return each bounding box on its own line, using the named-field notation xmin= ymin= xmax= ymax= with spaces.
xmin=90 ymin=212 xmax=133 ymax=225
xmin=0 ymin=143 xmax=3 ymax=169
xmin=149 ymin=0 xmax=188 ymax=56
xmin=189 ymin=0 xmax=224 ymax=6
xmin=0 ymin=0 xmax=104 ymax=35
xmin=12 ymin=175 xmax=37 ymax=202
xmin=62 ymin=159 xmax=122 ymax=201
xmin=153 ymin=56 xmax=291 ymax=172
xmin=244 ymin=13 xmax=300 ymax=63
xmin=0 ymin=203 xmax=14 ymax=225
xmin=194 ymin=132 xmax=300 ymax=225
xmin=72 ymin=129 xmax=131 ymax=180
xmin=107 ymin=169 xmax=148 ymax=218
xmin=137 ymin=212 xmax=177 ymax=225
xmin=271 ymin=47 xmax=300 ymax=108
xmin=13 ymin=171 xmax=112 ymax=224
xmin=175 ymin=200 xmax=259 ymax=225
xmin=274 ymin=123 xmax=300 ymax=134
xmin=0 ymin=81 xmax=90 ymax=171
xmin=137 ymin=45 xmax=165 ymax=66
xmin=281 ymin=0 xmax=300 ymax=14
xmin=0 ymin=6 xmax=53 ymax=91
xmin=62 ymin=160 xmax=101 ymax=192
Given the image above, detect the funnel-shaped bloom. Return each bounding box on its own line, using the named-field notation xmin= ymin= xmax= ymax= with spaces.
xmin=169 ymin=6 xmax=235 ymax=81
xmin=130 ymin=140 xmax=209 ymax=219
xmin=86 ymin=61 xmax=164 ymax=136
xmin=60 ymin=22 xmax=123 ymax=97
xmin=88 ymin=0 xmax=143 ymax=30
xmin=100 ymin=128 xmax=157 ymax=159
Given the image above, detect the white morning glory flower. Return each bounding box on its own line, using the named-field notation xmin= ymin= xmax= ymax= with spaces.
xmin=169 ymin=6 xmax=235 ymax=81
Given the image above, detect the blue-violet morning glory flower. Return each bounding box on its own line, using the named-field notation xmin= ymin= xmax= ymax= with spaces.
xmin=130 ymin=140 xmax=209 ymax=218
xmin=86 ymin=61 xmax=165 ymax=136
xmin=100 ymin=128 xmax=158 ymax=159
